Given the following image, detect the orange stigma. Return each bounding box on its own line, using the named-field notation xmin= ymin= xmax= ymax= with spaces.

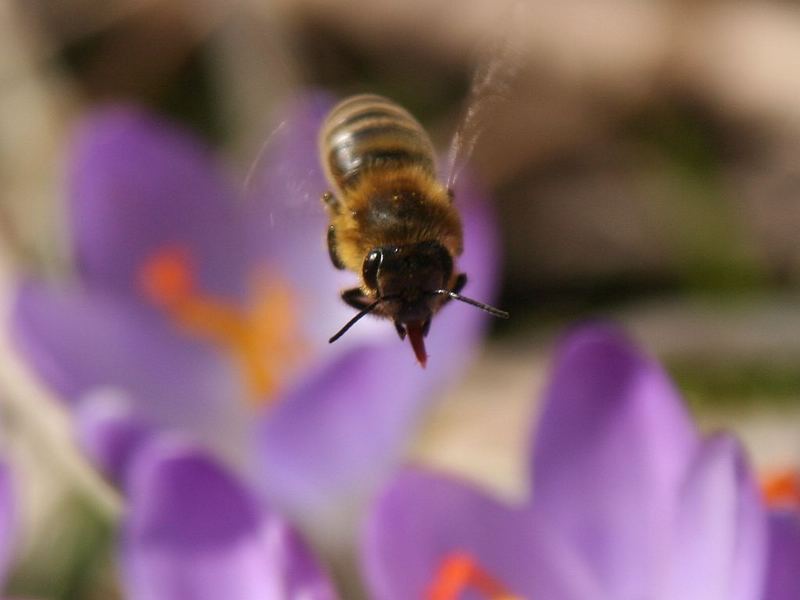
xmin=139 ymin=245 xmax=306 ymax=406
xmin=139 ymin=246 xmax=196 ymax=306
xmin=762 ymin=470 xmax=800 ymax=509
xmin=426 ymin=552 xmax=522 ymax=600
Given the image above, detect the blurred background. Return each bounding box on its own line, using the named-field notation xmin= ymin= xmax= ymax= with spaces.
xmin=1 ymin=0 xmax=800 ymax=597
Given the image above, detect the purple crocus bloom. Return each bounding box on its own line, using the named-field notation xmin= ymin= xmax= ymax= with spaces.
xmin=78 ymin=394 xmax=337 ymax=600
xmin=9 ymin=94 xmax=498 ymax=527
xmin=363 ymin=325 xmax=768 ymax=600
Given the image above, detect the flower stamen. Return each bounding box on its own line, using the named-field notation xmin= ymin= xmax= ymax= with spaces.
xmin=139 ymin=245 xmax=306 ymax=406
xmin=426 ymin=551 xmax=523 ymax=600
xmin=761 ymin=470 xmax=800 ymax=509
xmin=139 ymin=246 xmax=196 ymax=307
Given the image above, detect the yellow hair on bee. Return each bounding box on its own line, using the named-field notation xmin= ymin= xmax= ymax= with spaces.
xmin=327 ymin=164 xmax=462 ymax=276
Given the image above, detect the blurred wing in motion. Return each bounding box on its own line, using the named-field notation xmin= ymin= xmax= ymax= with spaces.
xmin=242 ymin=94 xmax=332 ymax=219
xmin=243 ymin=120 xmax=289 ymax=200
xmin=242 ymin=92 xmax=373 ymax=343
xmin=445 ymin=3 xmax=526 ymax=192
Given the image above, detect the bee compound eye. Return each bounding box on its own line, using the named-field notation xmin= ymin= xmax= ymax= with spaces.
xmin=362 ymin=249 xmax=383 ymax=290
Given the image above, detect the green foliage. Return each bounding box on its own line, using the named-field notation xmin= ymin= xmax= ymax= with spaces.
xmin=669 ymin=360 xmax=800 ymax=410
xmin=5 ymin=495 xmax=120 ymax=600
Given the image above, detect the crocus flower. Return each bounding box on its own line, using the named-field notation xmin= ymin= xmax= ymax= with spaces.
xmin=9 ymin=94 xmax=499 ymax=528
xmin=363 ymin=325 xmax=767 ymax=600
xmin=77 ymin=392 xmax=337 ymax=600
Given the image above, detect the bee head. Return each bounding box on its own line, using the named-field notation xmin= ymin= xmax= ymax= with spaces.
xmin=361 ymin=241 xmax=453 ymax=366
xmin=363 ymin=240 xmax=452 ymax=319
xmin=328 ymin=241 xmax=508 ymax=367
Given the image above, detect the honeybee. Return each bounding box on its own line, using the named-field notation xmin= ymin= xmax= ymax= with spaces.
xmin=320 ymin=93 xmax=509 ymax=366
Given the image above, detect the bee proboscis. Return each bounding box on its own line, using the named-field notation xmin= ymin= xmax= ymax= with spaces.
xmin=319 ymin=93 xmax=509 ymax=366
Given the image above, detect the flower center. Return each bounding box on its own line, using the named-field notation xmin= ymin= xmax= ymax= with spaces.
xmin=761 ymin=470 xmax=800 ymax=509
xmin=426 ymin=552 xmax=523 ymax=600
xmin=139 ymin=245 xmax=306 ymax=406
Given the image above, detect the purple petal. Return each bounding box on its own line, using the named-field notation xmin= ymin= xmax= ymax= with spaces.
xmin=660 ymin=434 xmax=766 ymax=600
xmin=530 ymin=324 xmax=699 ymax=596
xmin=69 ymin=105 xmax=247 ymax=300
xmin=764 ymin=510 xmax=800 ymax=600
xmin=75 ymin=389 xmax=156 ymax=485
xmin=257 ymin=341 xmax=432 ymax=523
xmin=362 ymin=467 xmax=600 ymax=600
xmin=121 ymin=436 xmax=337 ymax=600
xmin=0 ymin=461 xmax=15 ymax=582
xmin=11 ymin=281 xmax=251 ymax=450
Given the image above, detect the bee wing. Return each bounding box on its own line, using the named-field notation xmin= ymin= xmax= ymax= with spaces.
xmin=242 ymin=96 xmax=331 ymax=218
xmin=242 ymin=120 xmax=289 ymax=199
xmin=445 ymin=3 xmax=525 ymax=191
xmin=243 ymin=93 xmax=373 ymax=340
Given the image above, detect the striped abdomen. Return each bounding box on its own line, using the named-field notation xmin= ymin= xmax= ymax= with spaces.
xmin=319 ymin=94 xmax=437 ymax=194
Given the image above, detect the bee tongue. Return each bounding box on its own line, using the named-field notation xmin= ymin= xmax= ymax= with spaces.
xmin=405 ymin=322 xmax=428 ymax=368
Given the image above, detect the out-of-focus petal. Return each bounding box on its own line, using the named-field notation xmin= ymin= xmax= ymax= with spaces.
xmin=764 ymin=510 xmax=800 ymax=600
xmin=0 ymin=460 xmax=15 ymax=582
xmin=530 ymin=324 xmax=699 ymax=597
xmin=11 ymin=282 xmax=250 ymax=453
xmin=362 ymin=467 xmax=599 ymax=600
xmin=257 ymin=341 xmax=431 ymax=524
xmin=69 ymin=106 xmax=248 ymax=300
xmin=75 ymin=389 xmax=156 ymax=486
xmin=659 ymin=434 xmax=766 ymax=600
xmin=121 ymin=436 xmax=337 ymax=600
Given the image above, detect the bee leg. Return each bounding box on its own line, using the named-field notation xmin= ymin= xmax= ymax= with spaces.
xmin=341 ymin=287 xmax=372 ymax=311
xmin=452 ymin=273 xmax=467 ymax=295
xmin=446 ymin=188 xmax=455 ymax=202
xmin=441 ymin=273 xmax=468 ymax=307
xmin=422 ymin=317 xmax=432 ymax=336
xmin=394 ymin=322 xmax=406 ymax=340
xmin=327 ymin=225 xmax=346 ymax=270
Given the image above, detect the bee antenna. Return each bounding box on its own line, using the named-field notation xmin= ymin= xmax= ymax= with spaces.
xmin=328 ymin=299 xmax=384 ymax=343
xmin=431 ymin=289 xmax=510 ymax=319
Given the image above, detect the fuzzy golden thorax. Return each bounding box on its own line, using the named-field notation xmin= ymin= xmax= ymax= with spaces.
xmin=327 ymin=165 xmax=463 ymax=280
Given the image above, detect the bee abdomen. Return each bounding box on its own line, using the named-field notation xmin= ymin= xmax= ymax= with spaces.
xmin=320 ymin=94 xmax=437 ymax=193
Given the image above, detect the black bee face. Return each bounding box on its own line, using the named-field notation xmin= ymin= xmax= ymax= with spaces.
xmin=361 ymin=241 xmax=455 ymax=366
xmin=363 ymin=241 xmax=453 ymax=321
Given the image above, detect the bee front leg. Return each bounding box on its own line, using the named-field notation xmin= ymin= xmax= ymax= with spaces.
xmin=341 ymin=287 xmax=373 ymax=311
xmin=327 ymin=225 xmax=346 ymax=270
xmin=440 ymin=274 xmax=467 ymax=308
xmin=452 ymin=273 xmax=467 ymax=294
xmin=441 ymin=273 xmax=468 ymax=307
